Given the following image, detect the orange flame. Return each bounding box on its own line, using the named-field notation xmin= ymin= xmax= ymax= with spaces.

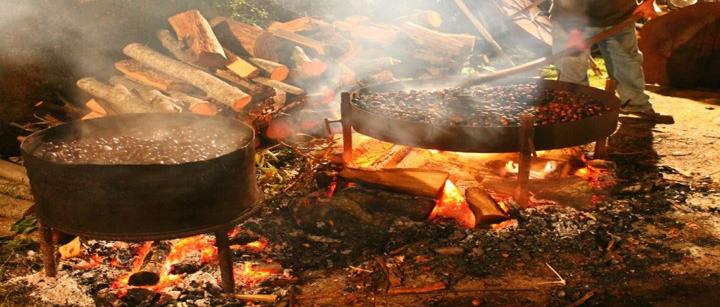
xmin=74 ymin=254 xmax=105 ymax=270
xmin=429 ymin=180 xmax=476 ymax=228
xmin=112 ymin=236 xmax=218 ymax=293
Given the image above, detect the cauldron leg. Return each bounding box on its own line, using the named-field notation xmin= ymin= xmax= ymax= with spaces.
xmin=516 ymin=115 xmax=535 ymax=208
xmin=215 ymin=230 xmax=235 ymax=293
xmin=594 ymin=138 xmax=608 ymax=160
xmin=341 ymin=92 xmax=353 ymax=164
xmin=39 ymin=223 xmax=57 ymax=277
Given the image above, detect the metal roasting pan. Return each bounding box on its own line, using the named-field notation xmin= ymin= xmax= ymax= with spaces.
xmin=344 ymin=78 xmax=620 ymax=153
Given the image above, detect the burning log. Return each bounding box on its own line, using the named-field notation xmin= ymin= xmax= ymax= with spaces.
xmin=123 ymin=43 xmax=252 ymax=112
xmin=267 ymin=16 xmax=331 ymax=33
xmin=108 ymin=76 xmax=182 ymax=113
xmin=338 ymin=167 xmax=449 ymax=198
xmin=168 ymin=10 xmax=227 ymax=68
xmin=270 ymin=28 xmax=327 ymax=55
xmin=76 ymin=77 xmax=155 ymax=114
xmin=290 ymin=46 xmax=327 ymax=78
xmin=211 ymin=17 xmax=278 ymax=61
xmin=234 ymin=294 xmax=278 ymax=303
xmin=156 ymin=29 xmax=196 ymax=64
xmin=339 ymin=185 xmax=436 ymax=221
xmin=128 ymin=243 xmax=170 ymax=287
xmin=114 ymin=59 xmax=197 ymax=93
xmin=248 ymin=57 xmax=289 ymax=81
xmin=465 ymin=187 xmax=509 ymax=224
xmin=224 ymin=48 xmax=260 ymax=78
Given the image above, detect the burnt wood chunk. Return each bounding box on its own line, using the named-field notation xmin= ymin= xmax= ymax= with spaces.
xmin=465 ymin=187 xmax=509 ymax=224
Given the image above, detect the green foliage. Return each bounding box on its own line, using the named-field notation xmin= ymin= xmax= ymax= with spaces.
xmin=10 ymin=215 xmax=37 ymax=235
xmin=220 ymin=0 xmax=269 ymax=24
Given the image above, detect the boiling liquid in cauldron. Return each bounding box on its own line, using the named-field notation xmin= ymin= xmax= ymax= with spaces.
xmin=33 ymin=126 xmax=249 ymax=165
xmin=353 ymin=82 xmax=612 ymax=127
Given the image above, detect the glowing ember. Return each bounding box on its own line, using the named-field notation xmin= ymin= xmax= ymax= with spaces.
xmin=234 ymin=262 xmax=273 ymax=286
xmin=505 ymin=160 xmax=557 ymax=179
xmin=74 ymin=254 xmax=105 ymax=270
xmin=575 ymin=167 xmax=590 ymax=178
xmin=429 ymin=180 xmax=476 ymax=228
xmin=112 ymin=236 xmax=217 ymax=293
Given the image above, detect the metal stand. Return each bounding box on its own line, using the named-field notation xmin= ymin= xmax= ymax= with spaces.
xmin=214 ymin=229 xmax=235 ymax=293
xmin=340 ymin=93 xmax=354 ymax=164
xmin=594 ymin=79 xmax=616 ymax=160
xmin=38 ymin=222 xmax=237 ymax=294
xmin=516 ymin=115 xmax=536 ymax=208
xmin=40 ymin=223 xmax=57 ymax=277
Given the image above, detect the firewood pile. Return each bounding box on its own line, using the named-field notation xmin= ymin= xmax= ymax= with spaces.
xmin=74 ymin=9 xmax=477 ymax=142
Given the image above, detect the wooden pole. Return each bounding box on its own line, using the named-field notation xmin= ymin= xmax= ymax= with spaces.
xmin=341 ymin=93 xmax=353 ymax=164
xmin=215 ymin=230 xmax=235 ymax=293
xmin=516 ymin=115 xmax=535 ymax=207
xmin=453 ymin=0 xmax=515 ymax=65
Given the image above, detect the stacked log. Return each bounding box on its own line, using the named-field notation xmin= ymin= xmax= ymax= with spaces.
xmin=73 ymin=10 xmax=481 ymax=142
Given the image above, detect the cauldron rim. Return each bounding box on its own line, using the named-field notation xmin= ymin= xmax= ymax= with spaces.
xmin=20 ymin=112 xmax=255 ymax=167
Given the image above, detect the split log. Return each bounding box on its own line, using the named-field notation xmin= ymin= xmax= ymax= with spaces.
xmin=248 ymin=57 xmax=289 ymax=81
xmin=224 ymin=48 xmax=259 ymax=78
xmin=453 ymin=0 xmax=515 ymax=65
xmin=270 ymin=28 xmax=327 ymax=55
xmin=76 ymin=77 xmax=155 ymax=114
xmin=348 ymin=57 xmax=401 ymax=76
xmin=167 ymin=91 xmax=218 ymax=116
xmin=234 ymin=294 xmax=277 ymax=303
xmin=114 ymin=59 xmax=196 ymax=93
xmin=0 ymin=159 xmax=29 ymax=185
xmin=399 ymin=22 xmax=475 ymax=58
xmin=387 ymin=282 xmax=446 ymax=295
xmin=291 ymin=46 xmax=327 ymax=78
xmin=212 ymin=17 xmax=278 ymax=61
xmin=252 ymin=77 xmax=305 ymax=96
xmin=395 ymin=10 xmax=443 ymax=28
xmin=109 ymin=76 xmax=182 ymax=113
xmin=128 ymin=243 xmax=169 ymax=287
xmin=267 ymin=16 xmax=331 ymax=33
xmin=333 ymin=21 xmax=399 ymax=47
xmin=123 ymin=43 xmax=252 ymax=112
xmin=168 ymin=10 xmax=227 ymax=68
xmin=338 ymin=167 xmax=449 ymax=198
xmin=156 ymin=29 xmax=196 ymax=64
xmin=214 ymin=69 xmax=266 ymax=95
xmin=81 ymin=111 xmax=104 ymax=120
xmin=85 ymin=99 xmax=108 ymax=116
xmin=369 ymin=145 xmax=413 ymax=169
xmin=465 ymin=187 xmax=509 ymax=224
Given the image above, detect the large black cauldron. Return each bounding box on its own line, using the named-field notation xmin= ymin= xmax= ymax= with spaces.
xmin=21 ymin=113 xmax=259 ymax=241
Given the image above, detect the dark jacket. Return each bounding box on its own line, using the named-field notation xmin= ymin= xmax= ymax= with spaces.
xmin=551 ymin=0 xmax=637 ymax=29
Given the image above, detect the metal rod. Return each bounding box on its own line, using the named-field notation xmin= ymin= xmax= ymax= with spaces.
xmin=516 ymin=115 xmax=536 ymax=207
xmin=594 ymin=138 xmax=608 ymax=160
xmin=39 ymin=223 xmax=57 ymax=277
xmin=340 ymin=93 xmax=353 ymax=164
xmin=215 ymin=229 xmax=235 ymax=293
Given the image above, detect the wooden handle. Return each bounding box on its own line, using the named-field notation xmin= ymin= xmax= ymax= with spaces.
xmin=461 ymin=15 xmax=642 ymax=87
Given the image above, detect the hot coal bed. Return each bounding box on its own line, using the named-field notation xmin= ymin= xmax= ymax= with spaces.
xmin=3 ymin=80 xmax=718 ymax=306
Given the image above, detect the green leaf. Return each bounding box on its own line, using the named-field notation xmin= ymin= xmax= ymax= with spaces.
xmin=10 ymin=215 xmax=37 ymax=235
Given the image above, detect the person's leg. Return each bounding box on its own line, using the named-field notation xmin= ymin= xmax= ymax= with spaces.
xmin=552 ymin=22 xmax=591 ymax=85
xmin=597 ymin=24 xmax=652 ymax=112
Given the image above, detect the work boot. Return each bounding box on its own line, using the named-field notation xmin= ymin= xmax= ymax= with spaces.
xmin=620 ymin=105 xmax=674 ymax=124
